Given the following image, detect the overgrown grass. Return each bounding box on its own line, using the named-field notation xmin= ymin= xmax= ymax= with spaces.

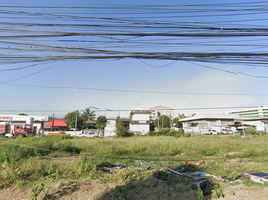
xmin=1 ymin=134 xmax=268 ymax=191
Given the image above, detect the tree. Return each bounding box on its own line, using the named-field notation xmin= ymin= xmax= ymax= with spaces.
xmin=18 ymin=113 xmax=28 ymax=116
xmin=172 ymin=117 xmax=180 ymax=127
xmin=81 ymin=108 xmax=96 ymax=126
xmin=154 ymin=115 xmax=170 ymax=129
xmin=173 ymin=113 xmax=196 ymax=128
xmin=245 ymin=126 xmax=259 ymax=135
xmin=64 ymin=110 xmax=83 ymax=130
xmin=116 ymin=121 xmax=130 ymax=137
xmin=96 ymin=116 xmax=107 ymax=137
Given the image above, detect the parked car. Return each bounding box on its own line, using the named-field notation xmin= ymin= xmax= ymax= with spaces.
xmin=79 ymin=130 xmax=98 ymax=137
xmin=221 ymin=128 xmax=229 ymax=135
xmin=208 ymin=130 xmax=218 ymax=135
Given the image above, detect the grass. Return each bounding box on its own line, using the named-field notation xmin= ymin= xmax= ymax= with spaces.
xmin=1 ymin=134 xmax=268 ymax=194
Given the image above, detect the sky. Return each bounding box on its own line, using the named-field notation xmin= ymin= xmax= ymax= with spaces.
xmin=0 ymin=0 xmax=268 ymax=118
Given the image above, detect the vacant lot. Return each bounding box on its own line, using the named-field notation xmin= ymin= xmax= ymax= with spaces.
xmin=0 ymin=134 xmax=268 ymax=199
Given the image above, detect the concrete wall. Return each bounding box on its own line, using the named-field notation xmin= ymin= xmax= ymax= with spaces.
xmin=129 ymin=124 xmax=150 ymax=135
xmin=132 ymin=114 xmax=150 ymax=121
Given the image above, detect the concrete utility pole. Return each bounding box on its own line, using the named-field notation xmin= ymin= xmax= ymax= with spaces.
xmin=75 ymin=110 xmax=78 ymax=135
xmin=51 ymin=113 xmax=54 ymax=131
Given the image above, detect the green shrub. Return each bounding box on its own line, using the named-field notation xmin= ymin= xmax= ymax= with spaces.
xmin=184 ymin=132 xmax=191 ymax=137
xmin=57 ymin=141 xmax=81 ymax=153
xmin=147 ymin=131 xmax=156 ymax=136
xmin=116 ymin=121 xmax=131 ymax=137
xmin=211 ymin=185 xmax=223 ymax=199
xmin=245 ymin=126 xmax=259 ymax=135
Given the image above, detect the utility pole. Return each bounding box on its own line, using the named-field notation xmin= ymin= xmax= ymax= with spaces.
xmin=75 ymin=110 xmax=78 ymax=136
xmin=51 ymin=113 xmax=54 ymax=131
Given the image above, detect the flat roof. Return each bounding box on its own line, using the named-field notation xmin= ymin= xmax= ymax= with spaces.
xmin=179 ymin=114 xmax=239 ymax=122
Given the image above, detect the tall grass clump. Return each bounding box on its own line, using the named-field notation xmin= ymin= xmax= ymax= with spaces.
xmin=66 ymin=155 xmax=97 ymax=179
xmin=198 ymin=147 xmax=219 ymax=156
xmin=57 ymin=140 xmax=81 ymax=154
xmin=0 ymin=145 xmax=37 ymax=164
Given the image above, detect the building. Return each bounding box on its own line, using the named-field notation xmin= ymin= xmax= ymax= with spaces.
xmin=150 ymin=105 xmax=174 ymax=120
xmin=180 ymin=114 xmax=238 ymax=134
xmin=230 ymin=105 xmax=268 ymax=133
xmin=0 ymin=114 xmax=52 ymax=134
xmin=129 ymin=109 xmax=152 ymax=135
xmin=104 ymin=118 xmax=118 ymax=137
xmin=180 ymin=106 xmax=268 ymax=134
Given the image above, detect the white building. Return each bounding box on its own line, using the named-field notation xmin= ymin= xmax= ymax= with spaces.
xmin=104 ymin=118 xmax=117 ymax=137
xmin=0 ymin=114 xmax=52 ymax=134
xmin=129 ymin=109 xmax=152 ymax=135
xmin=180 ymin=114 xmax=238 ymax=134
xmin=150 ymin=105 xmax=174 ymax=120
xmin=230 ymin=105 xmax=268 ymax=133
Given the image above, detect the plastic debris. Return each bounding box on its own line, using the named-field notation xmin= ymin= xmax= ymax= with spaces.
xmin=236 ymin=171 xmax=250 ymax=179
xmin=100 ymin=163 xmax=127 ymax=173
xmin=198 ymin=180 xmax=215 ymax=196
xmin=220 ymin=176 xmax=234 ymax=182
xmin=183 ymin=172 xmax=215 ymax=180
xmin=102 ymin=167 xmax=115 ymax=174
xmin=236 ymin=171 xmax=268 ymax=184
xmin=220 ymin=176 xmax=243 ymax=184
xmin=168 ymin=168 xmax=215 ymax=180
xmin=175 ymin=167 xmax=186 ymax=173
xmin=185 ymin=160 xmax=205 ymax=166
xmin=132 ymin=160 xmax=149 ymax=166
xmin=248 ymin=171 xmax=268 ymax=184
xmin=249 ymin=176 xmax=264 ymax=185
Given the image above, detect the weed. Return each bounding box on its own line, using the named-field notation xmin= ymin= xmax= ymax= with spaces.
xmin=31 ymin=182 xmax=44 ymax=200
xmin=211 ymin=185 xmax=223 ymax=199
xmin=196 ymin=188 xmax=204 ymax=200
xmin=230 ymin=171 xmax=240 ymax=180
xmin=112 ymin=185 xmax=129 ymax=200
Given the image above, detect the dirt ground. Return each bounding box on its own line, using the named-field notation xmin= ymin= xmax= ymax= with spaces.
xmin=1 ymin=180 xmax=268 ymax=200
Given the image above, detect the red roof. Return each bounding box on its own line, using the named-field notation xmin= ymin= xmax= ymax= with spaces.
xmin=46 ymin=119 xmax=67 ymax=127
xmin=150 ymin=105 xmax=174 ymax=110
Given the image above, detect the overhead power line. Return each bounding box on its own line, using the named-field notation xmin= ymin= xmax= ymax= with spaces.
xmin=5 ymin=83 xmax=268 ymax=96
xmin=0 ymin=105 xmax=257 ymax=113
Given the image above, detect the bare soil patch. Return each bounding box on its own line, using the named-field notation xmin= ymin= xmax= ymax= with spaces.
xmin=1 ymin=180 xmax=268 ymax=200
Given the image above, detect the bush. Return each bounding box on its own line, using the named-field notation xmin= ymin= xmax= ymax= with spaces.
xmin=147 ymin=130 xmax=189 ymax=138
xmin=245 ymin=126 xmax=259 ymax=135
xmin=57 ymin=141 xmax=81 ymax=153
xmin=116 ymin=121 xmax=131 ymax=137
xmin=148 ymin=131 xmax=157 ymax=136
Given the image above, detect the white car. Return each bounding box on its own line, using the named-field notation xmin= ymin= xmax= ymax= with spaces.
xmin=79 ymin=130 xmax=98 ymax=137
xmin=208 ymin=130 xmax=218 ymax=135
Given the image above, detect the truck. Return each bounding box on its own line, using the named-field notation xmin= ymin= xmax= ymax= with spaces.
xmin=0 ymin=122 xmax=32 ymax=138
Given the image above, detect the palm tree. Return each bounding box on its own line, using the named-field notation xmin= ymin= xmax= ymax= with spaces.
xmin=81 ymin=108 xmax=96 ymax=126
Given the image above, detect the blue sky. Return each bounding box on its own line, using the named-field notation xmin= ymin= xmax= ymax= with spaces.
xmin=0 ymin=0 xmax=268 ymax=118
